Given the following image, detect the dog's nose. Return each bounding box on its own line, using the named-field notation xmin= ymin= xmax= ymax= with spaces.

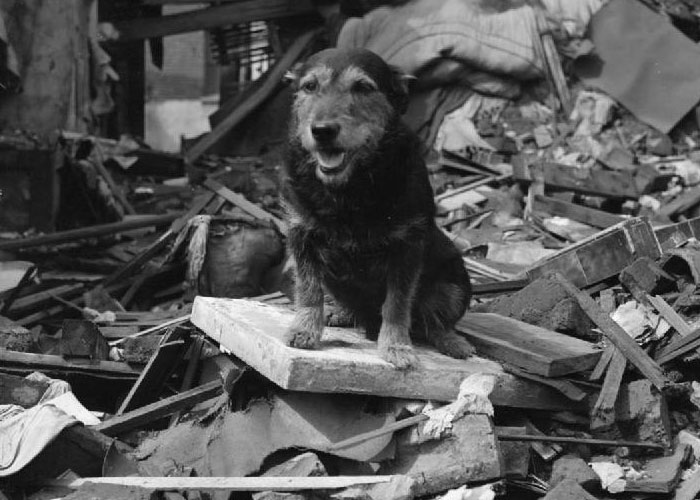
xmin=311 ymin=122 xmax=340 ymax=143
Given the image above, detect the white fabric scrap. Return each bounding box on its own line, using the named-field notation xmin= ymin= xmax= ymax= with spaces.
xmin=437 ymin=483 xmax=497 ymax=500
xmin=590 ymin=462 xmax=627 ymax=493
xmin=422 ymin=373 xmax=497 ymax=439
xmin=0 ymin=403 xmax=78 ymax=477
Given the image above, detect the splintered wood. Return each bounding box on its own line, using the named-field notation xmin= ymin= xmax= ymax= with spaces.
xmin=191 ymin=297 xmax=577 ymax=409
xmin=456 ymin=313 xmax=601 ymax=377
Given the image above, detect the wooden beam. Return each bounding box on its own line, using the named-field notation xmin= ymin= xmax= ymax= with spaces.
xmin=0 ymin=213 xmax=180 ymax=252
xmin=202 ymin=178 xmax=286 ymax=233
xmin=551 ymin=273 xmax=669 ymax=390
xmin=109 ymin=0 xmax=315 ymax=41
xmin=96 ymin=380 xmax=222 ymax=436
xmin=590 ymin=347 xmax=626 ymax=429
xmin=50 ymin=475 xmax=396 ymax=491
xmin=116 ymin=336 xmax=188 ymax=415
xmin=525 ymin=217 xmax=662 ymax=288
xmin=533 ymin=194 xmax=625 ymax=229
xmin=0 ymin=349 xmax=138 ymax=378
xmin=191 ymin=297 xmax=582 ymax=410
xmin=184 ymin=30 xmax=317 ymax=165
xmin=455 ymin=313 xmax=600 ymax=377
xmin=655 ymin=327 xmax=700 ymax=365
xmin=513 ymin=159 xmax=659 ymax=199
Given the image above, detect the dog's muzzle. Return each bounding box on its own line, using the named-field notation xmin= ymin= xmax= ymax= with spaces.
xmin=310 ymin=122 xmax=346 ymax=172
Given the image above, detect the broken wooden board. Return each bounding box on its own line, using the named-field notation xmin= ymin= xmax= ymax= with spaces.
xmin=525 ymin=217 xmax=662 ymax=288
xmin=654 ymin=216 xmax=700 ymax=251
xmin=513 ymin=159 xmax=659 ymax=199
xmin=533 ymin=194 xmax=626 ymax=229
xmin=382 ymin=414 xmax=502 ymax=497
xmin=456 ymin=313 xmax=601 ymax=377
xmin=191 ymin=297 xmax=581 ymax=409
xmin=624 ymin=444 xmax=691 ymax=493
xmin=0 ymin=349 xmax=138 ymax=378
xmin=52 ymin=476 xmax=398 ymax=492
xmin=96 ymin=380 xmax=223 ymax=437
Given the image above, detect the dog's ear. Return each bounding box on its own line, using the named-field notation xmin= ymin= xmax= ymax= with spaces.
xmin=388 ymin=66 xmax=414 ymax=115
xmin=283 ymin=63 xmax=304 ymax=87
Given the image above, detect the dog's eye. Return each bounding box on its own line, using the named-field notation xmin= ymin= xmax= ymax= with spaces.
xmin=351 ymin=80 xmax=376 ymax=93
xmin=300 ymin=80 xmax=319 ymax=93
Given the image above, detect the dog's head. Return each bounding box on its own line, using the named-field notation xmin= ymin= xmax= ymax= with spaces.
xmin=286 ymin=48 xmax=411 ymax=187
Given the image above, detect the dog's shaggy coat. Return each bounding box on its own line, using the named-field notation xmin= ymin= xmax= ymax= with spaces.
xmin=281 ymin=48 xmax=473 ymax=368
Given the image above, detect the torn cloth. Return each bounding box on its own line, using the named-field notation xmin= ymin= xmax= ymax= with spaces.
xmin=574 ymin=0 xmax=700 ymax=133
xmin=0 ymin=403 xmax=78 ymax=477
xmin=337 ymin=0 xmax=605 ymax=81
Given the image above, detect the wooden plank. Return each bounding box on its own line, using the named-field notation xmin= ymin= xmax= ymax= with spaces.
xmin=625 ymin=444 xmax=691 ymax=493
xmin=191 ymin=297 xmax=580 ymax=410
xmin=96 ymin=380 xmax=222 ymax=436
xmin=654 ymin=216 xmax=700 ymax=250
xmin=0 ymin=213 xmax=179 ymax=252
xmin=658 ymin=185 xmax=700 ymax=218
xmin=51 ymin=475 xmax=396 ymax=491
xmin=589 ymin=345 xmax=615 ymax=381
xmin=109 ymin=0 xmax=315 ymax=41
xmin=513 ymin=160 xmax=658 ymax=199
xmin=655 ymin=327 xmax=700 ymax=365
xmin=116 ymin=335 xmax=188 ymax=415
xmin=551 ymin=273 xmax=670 ymax=390
xmin=590 ymin=347 xmax=626 ymax=429
xmin=525 ymin=217 xmax=662 ymax=288
xmin=203 ymin=178 xmax=286 ymax=233
xmin=0 ymin=349 xmax=138 ymax=378
xmin=456 ymin=313 xmax=600 ymax=377
xmin=648 ymin=295 xmax=693 ymax=335
xmin=184 ymin=30 xmax=317 ymax=165
xmin=533 ymin=194 xmax=625 ymax=229
xmin=534 ymin=8 xmax=571 ymax=114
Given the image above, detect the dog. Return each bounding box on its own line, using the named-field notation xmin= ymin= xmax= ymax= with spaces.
xmin=280 ymin=48 xmax=474 ymax=369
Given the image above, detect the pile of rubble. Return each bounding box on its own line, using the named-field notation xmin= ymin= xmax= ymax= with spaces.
xmin=9 ymin=0 xmax=700 ymax=499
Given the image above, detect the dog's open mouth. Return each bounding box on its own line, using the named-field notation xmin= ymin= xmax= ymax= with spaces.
xmin=314 ymin=149 xmax=346 ymax=173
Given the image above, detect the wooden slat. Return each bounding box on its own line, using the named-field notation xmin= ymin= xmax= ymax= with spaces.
xmin=525 ymin=217 xmax=662 ymax=288
xmin=0 ymin=213 xmax=180 ymax=252
xmin=110 ymin=0 xmax=315 ymax=41
xmin=590 ymin=347 xmax=626 ymax=429
xmin=0 ymin=349 xmax=138 ymax=377
xmin=52 ymin=475 xmax=396 ymax=491
xmin=96 ymin=380 xmax=222 ymax=436
xmin=202 ymin=178 xmax=286 ymax=233
xmin=551 ymin=274 xmax=669 ymax=390
xmin=183 ymin=30 xmax=317 ymax=165
xmin=533 ymin=194 xmax=625 ymax=229
xmin=456 ymin=313 xmax=601 ymax=377
xmin=116 ymin=336 xmax=188 ymax=415
xmin=191 ymin=297 xmax=584 ymax=410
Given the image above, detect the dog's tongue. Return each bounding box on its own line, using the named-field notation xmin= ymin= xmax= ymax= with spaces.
xmin=316 ymin=150 xmax=345 ymax=171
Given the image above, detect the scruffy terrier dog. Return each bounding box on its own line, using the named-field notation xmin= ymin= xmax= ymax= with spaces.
xmin=281 ymin=48 xmax=474 ymax=368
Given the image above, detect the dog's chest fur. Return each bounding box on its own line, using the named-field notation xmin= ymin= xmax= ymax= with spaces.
xmin=283 ymin=123 xmax=433 ymax=286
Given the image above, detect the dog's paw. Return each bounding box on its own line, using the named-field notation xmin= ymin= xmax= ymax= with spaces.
xmin=379 ymin=343 xmax=420 ymax=370
xmin=284 ymin=325 xmax=321 ymax=349
xmin=432 ymin=331 xmax=475 ymax=359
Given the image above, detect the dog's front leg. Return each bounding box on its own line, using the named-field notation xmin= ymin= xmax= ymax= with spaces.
xmin=378 ymin=245 xmax=422 ymax=369
xmin=285 ymin=255 xmax=324 ymax=349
